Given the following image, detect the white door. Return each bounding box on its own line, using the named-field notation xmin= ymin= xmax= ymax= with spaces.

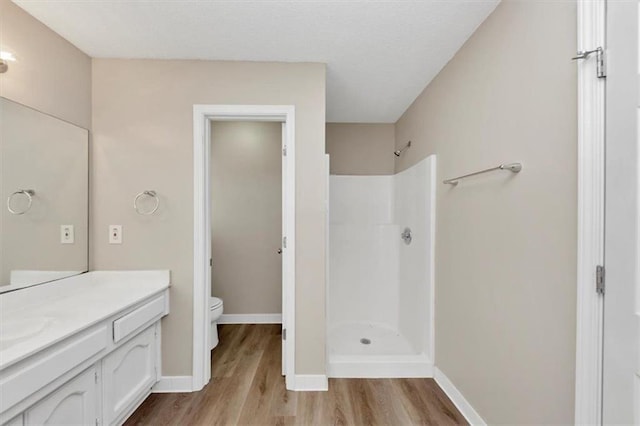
xmin=280 ymin=116 xmax=296 ymax=390
xmin=603 ymin=0 xmax=640 ymax=423
xmin=25 ymin=365 xmax=98 ymax=426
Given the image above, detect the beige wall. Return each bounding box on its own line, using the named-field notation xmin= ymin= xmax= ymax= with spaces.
xmin=326 ymin=123 xmax=395 ymax=175
xmin=394 ymin=1 xmax=577 ymax=424
xmin=211 ymin=121 xmax=282 ymax=314
xmin=0 ymin=0 xmax=91 ymax=129
xmin=91 ymin=59 xmax=326 ymax=376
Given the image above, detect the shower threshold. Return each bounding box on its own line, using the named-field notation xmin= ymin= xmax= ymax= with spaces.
xmin=328 ymin=322 xmax=433 ymax=378
xmin=328 ymin=353 xmax=433 ymax=378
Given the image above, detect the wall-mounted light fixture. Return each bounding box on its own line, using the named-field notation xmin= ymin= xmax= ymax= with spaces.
xmin=0 ymin=51 xmax=17 ymax=74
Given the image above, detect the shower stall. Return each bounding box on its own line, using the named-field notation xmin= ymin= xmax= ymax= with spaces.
xmin=327 ymin=155 xmax=436 ymax=378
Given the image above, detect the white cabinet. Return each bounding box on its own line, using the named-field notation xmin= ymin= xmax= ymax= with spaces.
xmin=0 ymin=282 xmax=169 ymax=426
xmin=24 ymin=366 xmax=98 ymax=426
xmin=2 ymin=325 xmax=160 ymax=426
xmin=103 ymin=325 xmax=157 ymax=426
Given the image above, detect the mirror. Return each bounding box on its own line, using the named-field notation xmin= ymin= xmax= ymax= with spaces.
xmin=0 ymin=97 xmax=89 ymax=292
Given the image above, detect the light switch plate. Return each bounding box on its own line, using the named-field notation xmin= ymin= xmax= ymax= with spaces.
xmin=109 ymin=225 xmax=122 ymax=244
xmin=61 ymin=225 xmax=74 ymax=244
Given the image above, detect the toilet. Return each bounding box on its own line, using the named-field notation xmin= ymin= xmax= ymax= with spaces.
xmin=209 ymin=297 xmax=224 ymax=349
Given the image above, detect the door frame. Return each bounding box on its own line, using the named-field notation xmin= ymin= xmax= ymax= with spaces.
xmin=192 ymin=105 xmax=296 ymax=391
xmin=574 ymin=0 xmax=606 ymax=423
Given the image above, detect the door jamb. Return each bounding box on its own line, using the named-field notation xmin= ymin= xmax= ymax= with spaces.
xmin=192 ymin=105 xmax=296 ymax=391
xmin=575 ymin=0 xmax=606 ymax=423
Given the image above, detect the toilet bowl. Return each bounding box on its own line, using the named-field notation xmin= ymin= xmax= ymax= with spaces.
xmin=209 ymin=297 xmax=224 ymax=349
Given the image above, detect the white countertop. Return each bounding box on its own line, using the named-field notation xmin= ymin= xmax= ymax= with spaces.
xmin=0 ymin=271 xmax=170 ymax=370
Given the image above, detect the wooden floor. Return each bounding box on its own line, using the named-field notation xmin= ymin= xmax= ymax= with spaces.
xmin=125 ymin=324 xmax=467 ymax=425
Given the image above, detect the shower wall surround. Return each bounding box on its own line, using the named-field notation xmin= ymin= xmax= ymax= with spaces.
xmin=395 ymin=157 xmax=435 ymax=355
xmin=328 ymin=155 xmax=435 ymax=377
xmin=329 ymin=176 xmax=398 ymax=328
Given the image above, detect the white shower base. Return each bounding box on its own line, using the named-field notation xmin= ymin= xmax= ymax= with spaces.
xmin=327 ymin=322 xmax=433 ymax=378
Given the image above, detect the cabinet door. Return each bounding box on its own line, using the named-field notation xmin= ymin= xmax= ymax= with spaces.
xmin=25 ymin=366 xmax=98 ymax=426
xmin=102 ymin=325 xmax=157 ymax=426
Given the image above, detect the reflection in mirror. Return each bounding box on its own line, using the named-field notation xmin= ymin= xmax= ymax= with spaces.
xmin=0 ymin=97 xmax=89 ymax=292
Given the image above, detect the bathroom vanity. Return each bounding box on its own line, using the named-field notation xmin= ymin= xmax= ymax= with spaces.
xmin=0 ymin=94 xmax=171 ymax=425
xmin=0 ymin=271 xmax=170 ymax=426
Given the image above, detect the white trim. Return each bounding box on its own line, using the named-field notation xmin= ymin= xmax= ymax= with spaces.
xmin=427 ymin=155 xmax=437 ymax=364
xmin=152 ymin=376 xmax=193 ymax=393
xmin=282 ymin=114 xmax=297 ymax=391
xmin=192 ymin=107 xmax=210 ymax=392
xmin=324 ymin=154 xmax=331 ymax=378
xmin=328 ymin=356 xmax=433 ymax=378
xmin=575 ymin=0 xmax=606 ymax=424
xmin=292 ymin=375 xmax=328 ymax=391
xmin=193 ymin=105 xmax=296 ymax=392
xmin=218 ymin=314 xmax=282 ymax=324
xmin=434 ymin=368 xmax=486 ymax=426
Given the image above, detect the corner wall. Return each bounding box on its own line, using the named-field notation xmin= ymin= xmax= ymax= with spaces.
xmin=326 ymin=123 xmax=395 ymax=175
xmin=0 ymin=0 xmax=91 ymax=129
xmin=394 ymin=1 xmax=577 ymax=423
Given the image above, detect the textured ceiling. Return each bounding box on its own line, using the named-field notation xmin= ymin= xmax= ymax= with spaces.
xmin=13 ymin=0 xmax=499 ymax=123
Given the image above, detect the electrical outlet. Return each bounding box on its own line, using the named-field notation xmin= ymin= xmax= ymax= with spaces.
xmin=109 ymin=225 xmax=122 ymax=244
xmin=61 ymin=225 xmax=74 ymax=244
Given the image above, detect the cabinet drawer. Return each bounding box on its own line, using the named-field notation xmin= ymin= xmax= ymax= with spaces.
xmin=0 ymin=326 xmax=106 ymax=411
xmin=113 ymin=295 xmax=165 ymax=343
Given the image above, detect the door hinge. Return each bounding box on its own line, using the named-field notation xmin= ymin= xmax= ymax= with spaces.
xmin=94 ymin=371 xmax=99 ymax=384
xmin=283 ymin=236 xmax=287 ymax=249
xmin=210 ymin=258 xmax=213 ymax=267
xmin=282 ymin=328 xmax=287 ymax=340
xmin=283 ymin=146 xmax=287 ymax=156
xmin=596 ymin=265 xmax=605 ymax=295
xmin=572 ymin=46 xmax=606 ymax=78
xmin=95 ymin=419 xmax=99 ymax=426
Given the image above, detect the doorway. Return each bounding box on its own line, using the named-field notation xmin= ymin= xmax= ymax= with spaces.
xmin=211 ymin=121 xmax=283 ymax=327
xmin=192 ymin=105 xmax=296 ymax=391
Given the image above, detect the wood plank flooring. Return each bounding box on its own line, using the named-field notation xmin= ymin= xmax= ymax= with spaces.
xmin=125 ymin=325 xmax=467 ymax=426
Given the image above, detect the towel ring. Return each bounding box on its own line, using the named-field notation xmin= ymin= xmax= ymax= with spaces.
xmin=134 ymin=190 xmax=159 ymax=215
xmin=7 ymin=189 xmax=35 ymax=215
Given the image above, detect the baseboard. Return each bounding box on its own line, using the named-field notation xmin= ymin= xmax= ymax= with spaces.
xmin=293 ymin=374 xmax=329 ymax=391
xmin=218 ymin=313 xmax=282 ymax=324
xmin=434 ymin=368 xmax=486 ymax=426
xmin=152 ymin=376 xmax=193 ymax=393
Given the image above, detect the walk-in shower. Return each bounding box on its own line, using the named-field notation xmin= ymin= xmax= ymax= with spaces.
xmin=327 ymin=155 xmax=436 ymax=378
